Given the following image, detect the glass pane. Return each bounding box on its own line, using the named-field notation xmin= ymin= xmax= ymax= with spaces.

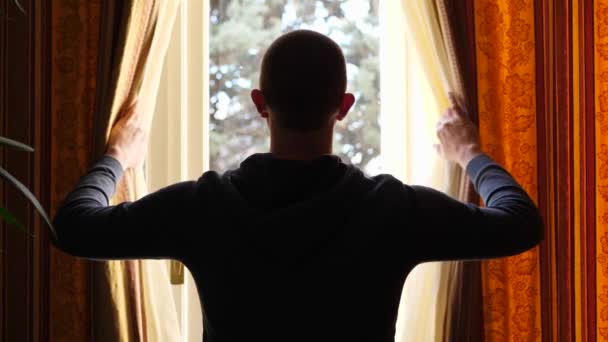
xmin=209 ymin=0 xmax=381 ymax=174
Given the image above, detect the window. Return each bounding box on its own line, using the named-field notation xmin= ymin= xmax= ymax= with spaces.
xmin=147 ymin=1 xmax=437 ymax=341
xmin=209 ymin=0 xmax=381 ymax=174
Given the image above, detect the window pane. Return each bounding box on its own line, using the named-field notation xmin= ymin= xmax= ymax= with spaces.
xmin=209 ymin=0 xmax=380 ymax=174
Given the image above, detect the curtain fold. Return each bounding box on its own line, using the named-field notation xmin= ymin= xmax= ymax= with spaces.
xmin=93 ymin=1 xmax=182 ymax=341
xmin=381 ymin=1 xmax=477 ymax=341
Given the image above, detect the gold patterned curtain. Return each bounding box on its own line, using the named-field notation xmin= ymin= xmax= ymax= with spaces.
xmin=92 ymin=1 xmax=181 ymax=341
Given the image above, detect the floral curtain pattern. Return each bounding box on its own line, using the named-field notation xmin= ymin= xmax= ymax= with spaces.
xmin=596 ymin=1 xmax=608 ymax=340
xmin=474 ymin=0 xmax=542 ymax=341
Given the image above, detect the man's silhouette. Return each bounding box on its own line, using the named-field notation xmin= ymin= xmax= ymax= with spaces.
xmin=53 ymin=30 xmax=543 ymax=342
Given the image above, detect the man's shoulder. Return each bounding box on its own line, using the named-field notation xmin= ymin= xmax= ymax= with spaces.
xmin=343 ymin=167 xmax=413 ymax=199
xmin=357 ymin=170 xmax=405 ymax=188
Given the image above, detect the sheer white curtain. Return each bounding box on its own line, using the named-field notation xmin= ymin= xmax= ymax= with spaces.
xmin=136 ymin=3 xmax=184 ymax=341
xmin=148 ymin=1 xmax=209 ymax=341
xmin=380 ymin=1 xmax=465 ymax=341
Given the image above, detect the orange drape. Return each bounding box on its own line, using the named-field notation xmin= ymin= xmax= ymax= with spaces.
xmin=50 ymin=1 xmax=101 ymax=340
xmin=596 ymin=1 xmax=608 ymax=340
xmin=475 ymin=1 xmax=542 ymax=341
xmin=477 ymin=0 xmax=608 ymax=340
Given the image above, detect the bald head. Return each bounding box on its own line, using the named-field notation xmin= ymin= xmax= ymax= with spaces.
xmin=259 ymin=30 xmax=348 ymax=132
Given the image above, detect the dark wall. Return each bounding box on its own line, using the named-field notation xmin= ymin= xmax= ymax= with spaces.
xmin=0 ymin=0 xmax=51 ymax=341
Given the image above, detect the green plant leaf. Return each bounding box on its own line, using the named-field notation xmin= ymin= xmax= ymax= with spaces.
xmin=0 ymin=166 xmax=56 ymax=240
xmin=0 ymin=206 xmax=33 ymax=237
xmin=0 ymin=136 xmax=34 ymax=152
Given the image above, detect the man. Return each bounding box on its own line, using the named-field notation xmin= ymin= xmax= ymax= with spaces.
xmin=53 ymin=30 xmax=543 ymax=341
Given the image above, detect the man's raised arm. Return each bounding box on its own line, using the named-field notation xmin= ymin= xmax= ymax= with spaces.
xmin=52 ymin=103 xmax=195 ymax=260
xmin=403 ymin=94 xmax=544 ymax=262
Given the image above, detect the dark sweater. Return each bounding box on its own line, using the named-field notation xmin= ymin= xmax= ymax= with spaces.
xmin=53 ymin=153 xmax=543 ymax=342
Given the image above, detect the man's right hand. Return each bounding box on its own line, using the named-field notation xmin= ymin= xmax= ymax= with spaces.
xmin=434 ymin=93 xmax=482 ymax=169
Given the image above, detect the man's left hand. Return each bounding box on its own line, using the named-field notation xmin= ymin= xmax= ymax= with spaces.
xmin=105 ymin=102 xmax=149 ymax=170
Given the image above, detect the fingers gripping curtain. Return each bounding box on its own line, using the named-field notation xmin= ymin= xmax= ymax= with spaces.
xmin=93 ymin=1 xmax=181 ymax=341
xmin=384 ymin=1 xmax=475 ymax=341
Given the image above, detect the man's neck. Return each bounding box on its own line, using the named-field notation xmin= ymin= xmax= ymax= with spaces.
xmin=269 ymin=126 xmax=333 ymax=161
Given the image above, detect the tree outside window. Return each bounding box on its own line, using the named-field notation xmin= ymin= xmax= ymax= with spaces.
xmin=209 ymin=0 xmax=380 ymax=174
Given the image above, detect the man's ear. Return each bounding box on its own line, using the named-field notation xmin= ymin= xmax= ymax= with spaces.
xmin=251 ymin=89 xmax=269 ymax=118
xmin=336 ymin=93 xmax=355 ymax=121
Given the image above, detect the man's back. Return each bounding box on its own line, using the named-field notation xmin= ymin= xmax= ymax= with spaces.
xmin=53 ymin=152 xmax=542 ymax=341
xmin=191 ymin=154 xmax=410 ymax=341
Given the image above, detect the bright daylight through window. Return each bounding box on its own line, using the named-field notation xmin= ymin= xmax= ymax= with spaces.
xmin=209 ymin=0 xmax=381 ymax=174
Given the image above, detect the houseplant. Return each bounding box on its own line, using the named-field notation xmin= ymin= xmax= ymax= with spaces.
xmin=0 ymin=0 xmax=56 ymax=240
xmin=0 ymin=136 xmax=56 ymax=239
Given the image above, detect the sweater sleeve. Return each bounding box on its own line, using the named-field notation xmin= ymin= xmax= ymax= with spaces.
xmin=406 ymin=154 xmax=544 ymax=262
xmin=52 ymin=155 xmax=198 ymax=260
